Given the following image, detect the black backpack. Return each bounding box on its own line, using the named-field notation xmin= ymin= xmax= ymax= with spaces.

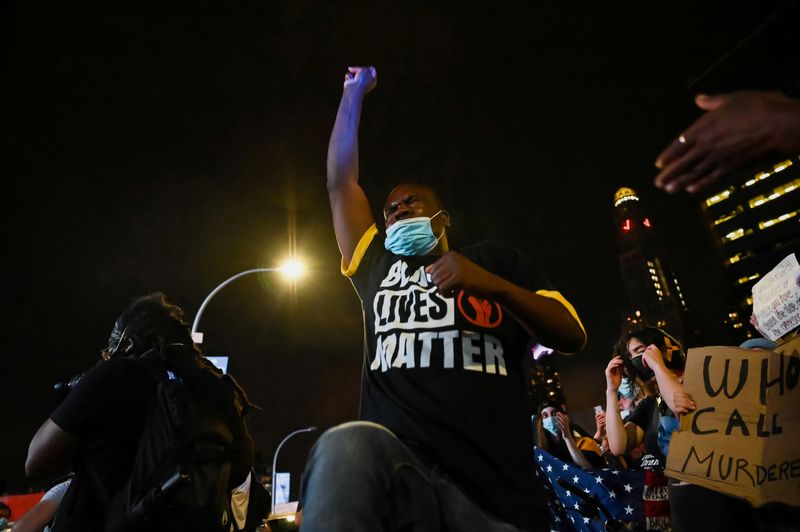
xmin=90 ymin=347 xmax=255 ymax=531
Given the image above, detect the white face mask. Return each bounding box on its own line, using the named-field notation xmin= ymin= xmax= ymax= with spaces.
xmin=620 ymin=409 xmax=631 ymax=419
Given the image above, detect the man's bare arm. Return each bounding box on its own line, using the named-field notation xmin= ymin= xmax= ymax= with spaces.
xmin=26 ymin=419 xmax=78 ymax=480
xmin=327 ymin=66 xmax=378 ymax=263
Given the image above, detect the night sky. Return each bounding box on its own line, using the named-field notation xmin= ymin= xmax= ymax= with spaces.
xmin=4 ymin=2 xmax=797 ymax=491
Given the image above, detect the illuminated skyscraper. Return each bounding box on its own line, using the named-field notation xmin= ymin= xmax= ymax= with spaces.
xmin=698 ymin=156 xmax=800 ymax=339
xmin=613 ymin=187 xmax=689 ymax=339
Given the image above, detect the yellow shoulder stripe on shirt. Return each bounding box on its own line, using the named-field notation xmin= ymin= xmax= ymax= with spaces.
xmin=535 ymin=289 xmax=588 ymax=351
xmin=341 ymin=224 xmax=379 ymax=277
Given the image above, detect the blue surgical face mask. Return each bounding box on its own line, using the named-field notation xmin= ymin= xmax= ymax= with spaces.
xmin=542 ymin=416 xmax=559 ymax=437
xmin=384 ymin=211 xmax=444 ymax=256
xmin=619 ymin=377 xmax=639 ymax=400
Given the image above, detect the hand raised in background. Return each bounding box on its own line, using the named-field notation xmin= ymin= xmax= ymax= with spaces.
xmin=605 ymin=356 xmax=625 ymax=392
xmin=654 ymin=90 xmax=800 ymax=194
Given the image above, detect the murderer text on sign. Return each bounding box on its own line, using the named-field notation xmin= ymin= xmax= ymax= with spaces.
xmin=665 ymin=338 xmax=800 ymax=506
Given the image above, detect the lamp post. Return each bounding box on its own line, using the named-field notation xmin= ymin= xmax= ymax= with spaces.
xmin=271 ymin=426 xmax=318 ymax=515
xmin=191 ymin=261 xmax=303 ymax=344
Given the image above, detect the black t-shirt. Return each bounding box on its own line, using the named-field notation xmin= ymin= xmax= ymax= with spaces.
xmin=50 ymin=357 xmax=157 ymax=532
xmin=626 ymin=395 xmax=667 ymax=471
xmin=345 ymin=226 xmax=584 ymax=531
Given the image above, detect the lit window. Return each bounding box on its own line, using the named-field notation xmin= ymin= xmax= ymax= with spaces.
xmin=726 ymin=251 xmax=754 ymax=265
xmin=743 ymin=159 xmax=793 ymax=187
xmin=705 ymin=188 xmax=733 ymax=207
xmin=758 ymin=210 xmax=799 ymax=230
xmin=773 ymin=159 xmax=793 ymax=173
xmin=746 ymin=296 xmax=754 ymax=306
xmin=723 ymin=228 xmax=753 ymax=242
xmin=736 ymin=273 xmax=761 ymax=285
xmin=748 ymin=178 xmax=800 ymax=209
xmin=713 ymin=205 xmax=744 ymax=226
xmin=744 ymin=172 xmax=770 ymax=188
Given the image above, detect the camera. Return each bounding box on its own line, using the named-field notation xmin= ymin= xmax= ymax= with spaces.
xmin=54 ymin=373 xmax=84 ymax=403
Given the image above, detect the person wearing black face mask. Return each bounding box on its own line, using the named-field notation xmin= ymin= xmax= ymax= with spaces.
xmin=604 ymin=327 xmax=695 ymax=469
xmin=603 ymin=327 xmax=696 ymax=531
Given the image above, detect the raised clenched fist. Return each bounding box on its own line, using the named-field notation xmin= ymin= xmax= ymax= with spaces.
xmin=343 ymin=66 xmax=377 ymax=96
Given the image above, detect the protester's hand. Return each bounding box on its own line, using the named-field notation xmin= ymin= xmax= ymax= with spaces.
xmin=343 ymin=66 xmax=377 ymax=96
xmin=425 ymin=252 xmax=501 ymax=298
xmin=556 ymin=411 xmax=571 ymax=438
xmin=654 ymin=90 xmax=800 ymax=194
xmin=673 ymin=391 xmax=697 ymax=415
xmin=749 ymin=313 xmax=769 ymax=339
xmin=605 ymin=356 xmax=624 ymax=392
xmin=594 ymin=411 xmax=606 ymax=438
xmin=594 ymin=410 xmax=606 ymax=434
xmin=642 ymin=344 xmax=666 ymax=372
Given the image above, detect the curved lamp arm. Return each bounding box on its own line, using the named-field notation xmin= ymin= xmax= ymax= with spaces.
xmin=271 ymin=426 xmax=318 ymax=513
xmin=191 ymin=268 xmax=282 ymax=343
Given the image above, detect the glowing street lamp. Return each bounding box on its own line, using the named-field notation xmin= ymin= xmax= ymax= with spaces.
xmin=280 ymin=259 xmax=304 ymax=280
xmin=191 ymin=260 xmax=304 ymax=344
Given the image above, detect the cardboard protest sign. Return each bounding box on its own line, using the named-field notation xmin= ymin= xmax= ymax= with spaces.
xmin=665 ymin=336 xmax=800 ymax=506
xmin=752 ymin=253 xmax=800 ymax=342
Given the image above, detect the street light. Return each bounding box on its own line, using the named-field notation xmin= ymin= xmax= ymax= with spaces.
xmin=191 ymin=261 xmax=304 ymax=344
xmin=280 ymin=259 xmax=304 ymax=280
xmin=268 ymin=426 xmax=318 ymax=526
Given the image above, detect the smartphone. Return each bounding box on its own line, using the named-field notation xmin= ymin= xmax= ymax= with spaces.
xmin=593 ymin=405 xmax=604 ymax=415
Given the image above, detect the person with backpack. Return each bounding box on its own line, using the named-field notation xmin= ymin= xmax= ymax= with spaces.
xmin=25 ymin=293 xmax=260 ymax=531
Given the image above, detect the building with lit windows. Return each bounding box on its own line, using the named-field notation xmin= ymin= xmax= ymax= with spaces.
xmin=525 ymin=356 xmax=565 ymax=413
xmin=613 ymin=187 xmax=690 ymax=340
xmin=699 ymin=156 xmax=800 ymax=338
